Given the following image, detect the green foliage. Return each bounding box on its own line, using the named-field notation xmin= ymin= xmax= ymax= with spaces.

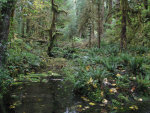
xmin=51 ymin=47 xmax=79 ymax=59
xmin=64 ymin=44 xmax=150 ymax=108
xmin=7 ymin=39 xmax=43 ymax=77
xmin=136 ymin=75 xmax=150 ymax=95
xmin=0 ymin=68 xmax=12 ymax=94
xmin=129 ymin=57 xmax=144 ymax=74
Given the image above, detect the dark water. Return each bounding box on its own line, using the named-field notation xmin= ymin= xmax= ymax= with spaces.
xmin=0 ymin=80 xmax=79 ymax=113
xmin=0 ymin=79 xmax=150 ymax=113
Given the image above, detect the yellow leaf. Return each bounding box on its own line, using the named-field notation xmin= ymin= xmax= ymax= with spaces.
xmin=87 ymin=77 xmax=93 ymax=84
xmin=93 ymin=84 xmax=97 ymax=88
xmin=129 ymin=105 xmax=138 ymax=110
xmin=9 ymin=105 xmax=15 ymax=109
xmin=86 ymin=66 xmax=90 ymax=71
xmin=77 ymin=105 xmax=82 ymax=108
xmin=81 ymin=96 xmax=90 ymax=101
xmin=84 ymin=106 xmax=90 ymax=109
xmin=89 ymin=102 xmax=96 ymax=106
xmin=111 ymin=84 xmax=116 ymax=86
xmin=102 ymin=99 xmax=108 ymax=104
xmin=116 ymin=73 xmax=121 ymax=77
xmin=113 ymin=107 xmax=118 ymax=110
xmin=138 ymin=98 xmax=143 ymax=101
xmin=109 ymin=88 xmax=117 ymax=93
xmin=101 ymin=91 xmax=104 ymax=97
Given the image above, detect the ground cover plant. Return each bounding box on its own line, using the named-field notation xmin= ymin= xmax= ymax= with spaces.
xmin=64 ymin=43 xmax=150 ymax=112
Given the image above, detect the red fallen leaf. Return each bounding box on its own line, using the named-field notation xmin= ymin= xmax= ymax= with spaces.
xmin=131 ymin=86 xmax=136 ymax=92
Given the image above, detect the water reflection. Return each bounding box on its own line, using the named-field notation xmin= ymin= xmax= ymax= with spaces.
xmin=0 ymin=81 xmax=79 ymax=113
xmin=0 ymin=80 xmax=150 ymax=113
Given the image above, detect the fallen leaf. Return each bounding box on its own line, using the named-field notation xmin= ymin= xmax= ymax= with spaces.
xmin=86 ymin=66 xmax=90 ymax=71
xmin=109 ymin=88 xmax=117 ymax=93
xmin=102 ymin=99 xmax=108 ymax=104
xmin=77 ymin=105 xmax=82 ymax=108
xmin=129 ymin=105 xmax=138 ymax=110
xmin=89 ymin=102 xmax=96 ymax=106
xmin=87 ymin=77 xmax=93 ymax=84
xmin=131 ymin=86 xmax=136 ymax=92
xmin=84 ymin=106 xmax=90 ymax=109
xmin=116 ymin=73 xmax=121 ymax=77
xmin=81 ymin=96 xmax=90 ymax=101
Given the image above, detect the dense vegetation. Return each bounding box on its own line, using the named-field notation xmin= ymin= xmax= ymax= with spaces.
xmin=0 ymin=0 xmax=150 ymax=112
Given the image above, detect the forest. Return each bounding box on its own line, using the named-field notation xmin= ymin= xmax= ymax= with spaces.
xmin=0 ymin=0 xmax=150 ymax=113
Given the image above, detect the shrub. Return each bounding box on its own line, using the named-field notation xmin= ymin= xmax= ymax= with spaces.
xmin=129 ymin=57 xmax=144 ymax=74
xmin=6 ymin=39 xmax=44 ymax=77
xmin=136 ymin=74 xmax=150 ymax=95
xmin=0 ymin=68 xmax=12 ymax=94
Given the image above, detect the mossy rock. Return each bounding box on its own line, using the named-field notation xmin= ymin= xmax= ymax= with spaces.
xmin=11 ymin=82 xmax=23 ymax=86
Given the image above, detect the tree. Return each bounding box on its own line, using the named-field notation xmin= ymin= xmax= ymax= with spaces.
xmin=108 ymin=0 xmax=113 ymax=24
xmin=0 ymin=0 xmax=16 ymax=67
xmin=97 ymin=0 xmax=104 ymax=48
xmin=47 ymin=0 xmax=67 ymax=56
xmin=120 ymin=0 xmax=128 ymax=49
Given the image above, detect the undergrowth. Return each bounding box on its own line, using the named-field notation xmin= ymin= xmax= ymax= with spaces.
xmin=64 ymin=44 xmax=150 ymax=111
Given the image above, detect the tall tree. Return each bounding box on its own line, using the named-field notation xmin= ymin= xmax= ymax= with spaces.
xmin=0 ymin=0 xmax=16 ymax=67
xmin=97 ymin=0 xmax=104 ymax=48
xmin=108 ymin=0 xmax=112 ymax=24
xmin=47 ymin=0 xmax=67 ymax=56
xmin=120 ymin=0 xmax=128 ymax=49
xmin=88 ymin=0 xmax=95 ymax=47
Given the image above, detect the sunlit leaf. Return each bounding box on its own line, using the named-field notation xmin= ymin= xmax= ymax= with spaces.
xmin=77 ymin=105 xmax=82 ymax=108
xmin=102 ymin=99 xmax=108 ymax=104
xmin=116 ymin=73 xmax=121 ymax=77
xmin=109 ymin=88 xmax=117 ymax=93
xmin=9 ymin=105 xmax=15 ymax=109
xmin=87 ymin=77 xmax=93 ymax=84
xmin=81 ymin=96 xmax=90 ymax=101
xmin=129 ymin=105 xmax=138 ymax=110
xmin=89 ymin=102 xmax=96 ymax=106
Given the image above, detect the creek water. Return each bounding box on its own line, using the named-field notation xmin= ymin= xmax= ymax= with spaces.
xmin=0 ymin=79 xmax=150 ymax=113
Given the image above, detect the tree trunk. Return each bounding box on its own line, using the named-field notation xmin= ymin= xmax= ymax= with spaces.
xmin=26 ymin=19 xmax=30 ymax=36
xmin=97 ymin=0 xmax=104 ymax=48
xmin=97 ymin=3 xmax=101 ymax=48
xmin=120 ymin=0 xmax=127 ymax=49
xmin=47 ymin=0 xmax=57 ymax=56
xmin=88 ymin=21 xmax=92 ymax=48
xmin=108 ymin=0 xmax=112 ymax=24
xmin=88 ymin=0 xmax=94 ymax=48
xmin=0 ymin=0 xmax=16 ymax=67
xmin=21 ymin=19 xmax=25 ymax=37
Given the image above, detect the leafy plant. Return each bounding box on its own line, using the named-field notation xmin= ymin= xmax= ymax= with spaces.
xmin=129 ymin=57 xmax=144 ymax=74
xmin=136 ymin=75 xmax=150 ymax=95
xmin=0 ymin=68 xmax=12 ymax=94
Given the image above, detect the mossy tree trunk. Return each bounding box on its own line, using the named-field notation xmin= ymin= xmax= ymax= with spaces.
xmin=120 ymin=0 xmax=128 ymax=50
xmin=97 ymin=0 xmax=104 ymax=48
xmin=47 ymin=0 xmax=57 ymax=57
xmin=47 ymin=0 xmax=66 ymax=57
xmin=108 ymin=0 xmax=112 ymax=24
xmin=0 ymin=0 xmax=16 ymax=67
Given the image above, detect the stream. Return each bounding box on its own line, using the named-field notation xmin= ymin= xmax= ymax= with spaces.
xmin=0 ymin=78 xmax=150 ymax=113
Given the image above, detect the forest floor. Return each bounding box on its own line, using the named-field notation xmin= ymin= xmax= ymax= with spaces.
xmin=2 ymin=38 xmax=150 ymax=113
